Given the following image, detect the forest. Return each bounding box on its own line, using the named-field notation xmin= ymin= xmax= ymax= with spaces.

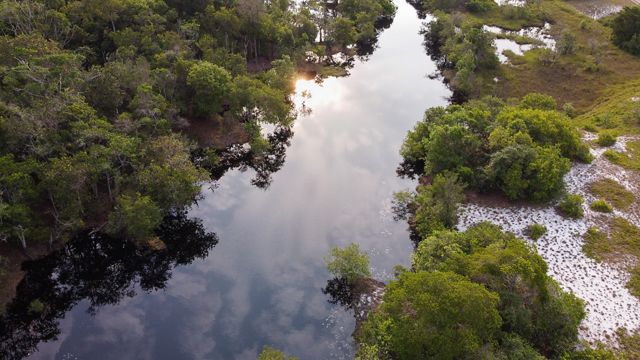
xmin=2 ymin=0 xmax=640 ymax=358
xmin=0 ymin=0 xmax=395 ymax=249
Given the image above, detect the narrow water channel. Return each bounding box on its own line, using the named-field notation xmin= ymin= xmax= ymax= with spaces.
xmin=25 ymin=2 xmax=451 ymax=359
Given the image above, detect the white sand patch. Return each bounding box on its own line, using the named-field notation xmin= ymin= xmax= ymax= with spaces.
xmin=458 ymin=136 xmax=640 ymax=344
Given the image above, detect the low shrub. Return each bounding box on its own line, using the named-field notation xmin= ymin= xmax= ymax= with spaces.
xmin=557 ymin=194 xmax=584 ymax=218
xmin=596 ymin=133 xmax=617 ymax=147
xmin=525 ymin=223 xmax=547 ymax=240
xmin=590 ymin=199 xmax=613 ymax=213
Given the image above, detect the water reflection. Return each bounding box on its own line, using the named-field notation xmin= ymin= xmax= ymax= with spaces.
xmin=194 ymin=126 xmax=294 ymax=189
xmin=0 ymin=212 xmax=218 ymax=360
xmin=10 ymin=1 xmax=451 ymax=359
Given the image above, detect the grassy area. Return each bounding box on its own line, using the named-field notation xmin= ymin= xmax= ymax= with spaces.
xmin=617 ymin=328 xmax=640 ymax=358
xmin=583 ymin=218 xmax=640 ymax=296
xmin=629 ymin=267 xmax=640 ymax=298
xmin=575 ymin=79 xmax=640 ymax=134
xmin=466 ymin=5 xmax=548 ymax=30
xmin=589 ymin=178 xmax=635 ymax=210
xmin=426 ymin=0 xmax=640 ymax=114
xmin=485 ymin=1 xmax=640 ymax=112
xmin=604 ymin=140 xmax=640 ymax=170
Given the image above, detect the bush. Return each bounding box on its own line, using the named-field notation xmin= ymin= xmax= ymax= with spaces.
xmin=466 ymin=0 xmax=496 ymax=13
xmin=596 ymin=133 xmax=617 ymax=147
xmin=538 ymin=48 xmax=558 ymax=65
xmin=557 ymin=194 xmax=584 ymax=218
xmin=526 ymin=223 xmax=547 ymax=240
xmin=563 ymin=103 xmax=576 ymax=118
xmin=259 ymin=346 xmax=298 ymax=360
xmin=106 ymin=193 xmax=163 ymax=243
xmin=413 ymin=172 xmax=466 ymax=238
xmin=583 ymin=123 xmax=598 ymax=133
xmin=611 ymin=6 xmax=640 ymax=56
xmin=594 ymin=113 xmax=619 ymax=129
xmin=590 ymin=199 xmax=613 ymax=213
xmin=519 ymin=93 xmax=557 ymax=110
xmin=400 ymin=94 xmax=588 ymax=203
xmin=324 ymin=243 xmax=371 ymax=283
xmin=584 ymin=57 xmax=599 ymax=72
xmin=400 ymin=224 xmax=585 ymax=357
xmin=359 ymin=271 xmax=502 ymax=359
xmin=557 ymin=31 xmax=577 ymax=55
xmin=28 ymin=299 xmax=45 ymax=314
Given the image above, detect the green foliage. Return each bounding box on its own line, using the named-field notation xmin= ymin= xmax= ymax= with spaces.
xmin=596 ymin=133 xmax=617 ymax=147
xmin=0 ymin=0 xmax=397 ymax=251
xmin=603 ymin=140 xmax=640 ymax=171
xmin=359 ymin=271 xmax=502 ymax=360
xmin=28 ymin=299 xmax=44 ymax=314
xmin=258 ymin=346 xmax=298 ymax=360
xmin=324 ymin=243 xmax=371 ymax=283
xmin=412 ymin=172 xmax=466 ymax=238
xmin=519 ymin=93 xmax=557 ymax=110
xmin=617 ymin=328 xmax=640 ymax=359
xmin=561 ymin=343 xmax=618 ymax=359
xmin=466 ymin=0 xmax=497 ymax=13
xmin=187 ymin=61 xmax=232 ymax=117
xmin=583 ymin=218 xmax=640 ymax=298
xmin=611 ymin=6 xmax=640 ymax=56
xmin=557 ymin=31 xmax=577 ymax=55
xmin=557 ymin=194 xmax=584 ymax=218
xmin=401 ymin=94 xmax=587 ymax=202
xmin=563 ymin=103 xmax=576 ymax=118
xmin=589 ymin=178 xmax=634 ymax=210
xmin=106 ymin=193 xmax=162 ymax=243
xmin=367 ymin=223 xmax=584 ymax=359
xmin=590 ymin=200 xmax=613 ymax=213
xmin=423 ymin=13 xmax=498 ymax=94
xmin=526 ymin=223 xmax=547 ymax=240
xmin=628 ymin=266 xmax=640 ymax=298
xmin=486 ymin=144 xmax=571 ymax=201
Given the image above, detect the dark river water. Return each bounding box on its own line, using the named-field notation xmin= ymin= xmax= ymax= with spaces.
xmin=12 ymin=2 xmax=450 ymax=359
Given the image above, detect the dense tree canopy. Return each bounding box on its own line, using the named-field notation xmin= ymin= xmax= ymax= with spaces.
xmin=358 ymin=223 xmax=585 ymax=360
xmin=0 ymin=0 xmax=396 ymax=247
xmin=399 ymin=94 xmax=590 ymax=201
xmin=611 ymin=6 xmax=640 ymax=56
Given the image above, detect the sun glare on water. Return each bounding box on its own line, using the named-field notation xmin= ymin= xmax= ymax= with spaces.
xmin=293 ymin=77 xmax=345 ymax=109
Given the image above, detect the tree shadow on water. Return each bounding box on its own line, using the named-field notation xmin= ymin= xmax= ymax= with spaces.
xmin=0 ymin=211 xmax=218 ymax=360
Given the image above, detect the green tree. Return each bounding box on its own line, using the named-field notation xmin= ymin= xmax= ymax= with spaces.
xmin=557 ymin=194 xmax=584 ymax=218
xmin=106 ymin=193 xmax=162 ymax=243
xmin=258 ymin=346 xmax=298 ymax=360
xmin=557 ymin=31 xmax=576 ymax=55
xmin=611 ymin=6 xmax=640 ymax=56
xmin=359 ymin=271 xmax=502 ymax=360
xmin=324 ymin=243 xmax=371 ymax=283
xmin=187 ymin=61 xmax=233 ymax=117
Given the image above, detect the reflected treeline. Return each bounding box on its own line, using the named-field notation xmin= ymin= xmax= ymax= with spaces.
xmin=194 ymin=126 xmax=294 ymax=189
xmin=311 ymin=13 xmax=395 ymax=77
xmin=191 ymin=13 xmax=396 ymax=189
xmin=405 ymin=0 xmax=468 ymax=104
xmin=0 ymin=11 xmax=399 ymax=359
xmin=0 ymin=211 xmax=218 ymax=360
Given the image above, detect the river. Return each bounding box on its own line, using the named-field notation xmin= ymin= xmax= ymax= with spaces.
xmin=20 ymin=2 xmax=451 ymax=359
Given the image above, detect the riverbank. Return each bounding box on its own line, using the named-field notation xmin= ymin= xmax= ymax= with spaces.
xmin=420 ymin=0 xmax=640 ymax=112
xmin=400 ymin=0 xmax=640 ymax=349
